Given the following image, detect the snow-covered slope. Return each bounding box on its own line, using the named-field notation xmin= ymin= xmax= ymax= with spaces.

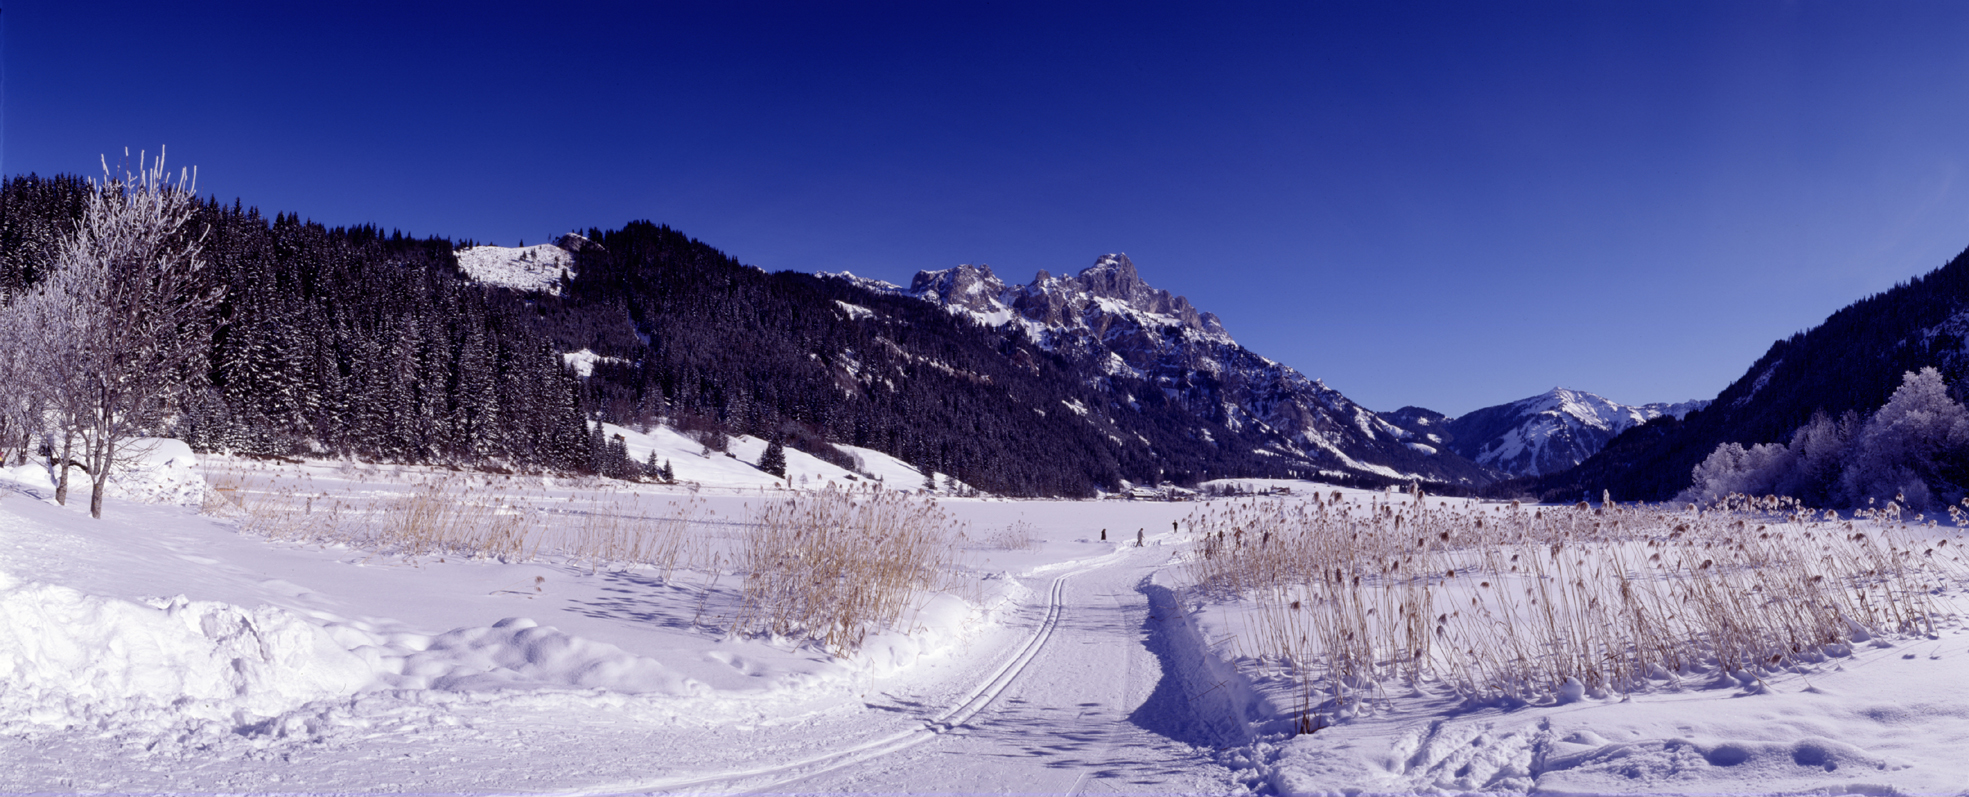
xmin=601 ymin=422 xmax=971 ymax=495
xmin=884 ymin=255 xmax=1499 ymax=485
xmin=453 ymin=233 xmax=599 ymax=295
xmin=1435 ymin=387 xmax=1707 ymax=477
xmin=454 ymin=243 xmax=574 ymax=295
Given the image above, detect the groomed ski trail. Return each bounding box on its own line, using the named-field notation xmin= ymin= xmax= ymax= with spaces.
xmin=710 ymin=549 xmax=1263 ymax=796
xmin=572 ymin=574 xmax=1082 ymax=795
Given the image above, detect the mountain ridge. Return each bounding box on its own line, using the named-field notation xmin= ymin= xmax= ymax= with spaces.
xmin=881 ymin=254 xmax=1501 ymax=486
xmin=1436 ymin=388 xmax=1706 ymax=477
xmin=1513 ymin=243 xmax=1969 ymax=502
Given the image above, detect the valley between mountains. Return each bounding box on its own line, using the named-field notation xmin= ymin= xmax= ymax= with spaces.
xmin=13 ymin=175 xmax=1969 ymax=795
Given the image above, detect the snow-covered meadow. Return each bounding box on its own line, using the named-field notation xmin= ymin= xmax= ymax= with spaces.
xmin=4 ymin=444 xmax=1969 ymax=794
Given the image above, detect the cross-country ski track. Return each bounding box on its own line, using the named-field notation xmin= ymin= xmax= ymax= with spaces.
xmin=577 ymin=551 xmax=1259 ymax=795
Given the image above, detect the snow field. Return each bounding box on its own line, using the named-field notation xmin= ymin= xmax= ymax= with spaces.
xmin=0 ymin=456 xmax=1032 ymax=746
xmin=0 ymin=451 xmax=1245 ymax=793
xmin=199 ymin=456 xmax=985 ymax=658
xmin=14 ymin=443 xmax=1969 ymax=794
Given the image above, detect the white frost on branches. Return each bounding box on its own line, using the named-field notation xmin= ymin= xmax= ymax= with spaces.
xmin=1683 ymin=367 xmax=1969 ymax=511
xmin=0 ymin=149 xmax=221 ymax=517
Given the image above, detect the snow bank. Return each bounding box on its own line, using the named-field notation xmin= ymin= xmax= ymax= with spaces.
xmin=0 ymin=462 xmax=53 ymax=495
xmin=349 ymin=617 xmax=709 ymax=695
xmin=0 ymin=575 xmax=370 ymax=730
xmin=107 ymin=438 xmax=207 ymax=506
xmin=847 ymin=591 xmax=989 ymax=678
xmin=0 ymin=571 xmax=730 ymax=734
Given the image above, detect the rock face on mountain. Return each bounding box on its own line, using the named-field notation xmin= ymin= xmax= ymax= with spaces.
xmin=1436 ymin=388 xmax=1707 ymax=477
xmin=897 ymin=255 xmax=1501 ymax=486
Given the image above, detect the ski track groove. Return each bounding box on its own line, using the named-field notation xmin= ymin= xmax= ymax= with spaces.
xmin=570 ymin=572 xmax=1079 ymax=796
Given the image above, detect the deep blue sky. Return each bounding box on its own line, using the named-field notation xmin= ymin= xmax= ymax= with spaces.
xmin=10 ymin=2 xmax=1969 ymax=416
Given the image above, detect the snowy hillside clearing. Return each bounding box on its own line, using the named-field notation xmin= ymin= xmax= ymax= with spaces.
xmin=453 ymin=243 xmax=575 ymax=295
xmin=599 ymin=422 xmax=969 ymax=495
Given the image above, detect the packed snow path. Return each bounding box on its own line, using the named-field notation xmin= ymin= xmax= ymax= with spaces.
xmin=611 ymin=552 xmax=1254 ymax=795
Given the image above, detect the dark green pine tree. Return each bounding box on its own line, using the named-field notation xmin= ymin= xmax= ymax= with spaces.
xmin=759 ymin=438 xmax=787 ymax=478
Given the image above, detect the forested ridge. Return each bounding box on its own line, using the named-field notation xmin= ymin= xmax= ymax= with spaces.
xmin=1 ymin=176 xmax=1344 ymax=496
xmin=1 ymin=173 xmax=595 ymax=473
xmin=1509 ymin=243 xmax=1969 ymax=503
xmin=533 ymin=221 xmax=1335 ymax=495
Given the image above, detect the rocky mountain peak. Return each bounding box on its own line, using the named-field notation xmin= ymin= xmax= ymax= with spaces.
xmin=909 ymin=263 xmax=1007 ymax=315
xmin=1058 ymin=254 xmax=1228 ymax=339
xmin=1075 ymin=254 xmax=1148 ymax=301
xmin=881 ymin=254 xmax=1500 ymax=486
xmin=909 ymin=255 xmax=1230 ymax=341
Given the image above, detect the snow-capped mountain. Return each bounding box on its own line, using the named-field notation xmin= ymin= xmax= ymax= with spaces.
xmin=1429 ymin=388 xmax=1707 ymax=477
xmin=881 ymin=255 xmax=1500 ymax=485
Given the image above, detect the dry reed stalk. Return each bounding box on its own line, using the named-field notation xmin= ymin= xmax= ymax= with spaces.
xmin=731 ymin=486 xmax=961 ymax=654
xmin=1182 ymin=492 xmax=1966 ymax=723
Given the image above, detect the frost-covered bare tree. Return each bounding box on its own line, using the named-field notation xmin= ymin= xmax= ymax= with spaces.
xmin=39 ymin=150 xmax=221 ymax=518
xmin=0 ymin=311 xmax=38 ymax=467
xmin=1682 ymin=368 xmax=1969 ymax=512
xmin=0 ymin=263 xmax=96 ymax=497
xmin=1840 ymin=366 xmax=1969 ymax=511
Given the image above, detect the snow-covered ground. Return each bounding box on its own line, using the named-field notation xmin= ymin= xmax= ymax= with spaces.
xmin=3 ymin=443 xmax=1969 ymax=794
xmin=602 ymin=422 xmax=967 ymax=493
xmin=453 ymin=243 xmax=575 ymax=295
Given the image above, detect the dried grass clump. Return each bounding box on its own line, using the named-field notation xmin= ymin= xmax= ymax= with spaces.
xmin=733 ymin=486 xmax=960 ymax=653
xmin=1183 ymin=489 xmax=1969 ymax=723
xmin=205 ymin=463 xmax=706 ymax=579
xmin=978 ymin=520 xmax=1038 ymax=550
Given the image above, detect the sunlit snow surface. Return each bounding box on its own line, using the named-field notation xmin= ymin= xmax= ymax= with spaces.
xmin=453 ymin=243 xmax=574 ymax=295
xmin=2 ymin=454 xmax=1968 ymax=794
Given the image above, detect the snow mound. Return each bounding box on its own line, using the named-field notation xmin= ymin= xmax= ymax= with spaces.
xmin=0 ymin=571 xmax=722 ymax=734
xmin=455 ymin=243 xmax=575 ymax=295
xmin=361 ymin=617 xmax=708 ymax=695
xmin=0 ymin=576 xmax=371 ymax=730
xmin=107 ymin=438 xmax=207 ymax=506
xmin=0 ymin=438 xmax=206 ymax=506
